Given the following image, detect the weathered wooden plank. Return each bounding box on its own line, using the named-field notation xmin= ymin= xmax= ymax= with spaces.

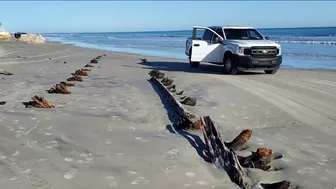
xmin=148 ymin=71 xmax=198 ymax=130
xmin=200 ymin=116 xmax=246 ymax=188
xmin=149 ymin=77 xmax=195 ymax=116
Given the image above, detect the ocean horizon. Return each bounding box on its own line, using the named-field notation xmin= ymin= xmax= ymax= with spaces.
xmin=43 ymin=26 xmax=336 ymax=70
xmin=42 ymin=26 xmax=336 ymax=34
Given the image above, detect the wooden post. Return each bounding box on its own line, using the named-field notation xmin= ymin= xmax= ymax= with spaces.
xmin=224 ymin=129 xmax=252 ymax=151
xmin=148 ymin=71 xmax=198 ymax=130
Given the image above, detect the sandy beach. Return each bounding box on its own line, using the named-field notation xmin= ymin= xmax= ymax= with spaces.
xmin=1 ymin=40 xmax=336 ymax=189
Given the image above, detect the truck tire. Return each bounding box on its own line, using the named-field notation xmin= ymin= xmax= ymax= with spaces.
xmin=189 ymin=49 xmax=200 ymax=68
xmin=264 ymin=68 xmax=279 ymax=74
xmin=223 ymin=55 xmax=238 ymax=75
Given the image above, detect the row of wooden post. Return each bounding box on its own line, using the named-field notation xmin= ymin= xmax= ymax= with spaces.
xmin=23 ymin=54 xmax=106 ymax=108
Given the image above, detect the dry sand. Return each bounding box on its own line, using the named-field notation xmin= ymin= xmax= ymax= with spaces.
xmin=0 ymin=40 xmax=336 ymax=189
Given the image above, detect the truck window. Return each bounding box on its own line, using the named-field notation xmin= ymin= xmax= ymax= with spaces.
xmin=196 ymin=30 xmax=204 ymax=39
xmin=248 ymin=30 xmax=263 ymax=40
xmin=203 ymin=29 xmax=213 ymax=42
xmin=224 ymin=29 xmax=263 ymax=40
xmin=211 ymin=29 xmax=224 ymax=43
xmin=192 ymin=29 xmax=205 ymax=40
xmin=215 ymin=29 xmax=224 ymax=38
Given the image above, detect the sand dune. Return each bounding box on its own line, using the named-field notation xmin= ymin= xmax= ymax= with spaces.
xmin=0 ymin=40 xmax=335 ymax=189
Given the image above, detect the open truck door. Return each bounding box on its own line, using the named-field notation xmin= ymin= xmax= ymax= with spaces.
xmin=190 ymin=26 xmax=223 ymax=63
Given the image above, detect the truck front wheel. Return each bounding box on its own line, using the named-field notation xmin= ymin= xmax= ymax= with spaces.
xmin=223 ymin=56 xmax=238 ymax=75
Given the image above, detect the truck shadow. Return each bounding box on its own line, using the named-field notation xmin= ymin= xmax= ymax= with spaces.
xmin=135 ymin=61 xmax=264 ymax=75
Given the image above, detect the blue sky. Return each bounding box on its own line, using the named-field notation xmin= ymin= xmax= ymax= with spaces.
xmin=1 ymin=1 xmax=336 ymax=33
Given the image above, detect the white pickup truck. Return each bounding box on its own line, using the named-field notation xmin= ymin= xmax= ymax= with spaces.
xmin=185 ymin=26 xmax=282 ymax=74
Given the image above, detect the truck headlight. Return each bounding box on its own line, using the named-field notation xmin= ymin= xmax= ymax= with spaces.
xmin=236 ymin=47 xmax=245 ymax=55
xmin=277 ymin=47 xmax=282 ymax=55
xmin=236 ymin=47 xmax=250 ymax=55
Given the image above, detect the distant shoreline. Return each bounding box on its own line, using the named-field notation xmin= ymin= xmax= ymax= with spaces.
xmin=40 ymin=26 xmax=336 ymax=34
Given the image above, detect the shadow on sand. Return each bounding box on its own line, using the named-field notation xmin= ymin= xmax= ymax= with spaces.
xmin=130 ymin=60 xmax=264 ymax=75
xmin=166 ymin=124 xmax=212 ymax=163
xmin=148 ymin=78 xmax=212 ymax=163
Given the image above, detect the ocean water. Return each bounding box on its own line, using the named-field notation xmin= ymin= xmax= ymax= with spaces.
xmin=43 ymin=27 xmax=336 ymax=70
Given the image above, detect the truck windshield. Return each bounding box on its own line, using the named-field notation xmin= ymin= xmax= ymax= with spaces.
xmin=224 ymin=29 xmax=264 ymax=40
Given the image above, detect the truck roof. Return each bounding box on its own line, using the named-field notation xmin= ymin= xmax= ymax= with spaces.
xmin=194 ymin=26 xmax=255 ymax=30
xmin=222 ymin=26 xmax=254 ymax=29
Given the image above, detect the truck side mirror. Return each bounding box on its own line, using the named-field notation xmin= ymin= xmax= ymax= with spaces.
xmin=264 ymin=36 xmax=269 ymax=40
xmin=215 ymin=37 xmax=223 ymax=44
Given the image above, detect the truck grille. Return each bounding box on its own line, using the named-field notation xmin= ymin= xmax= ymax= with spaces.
xmin=250 ymin=46 xmax=278 ymax=58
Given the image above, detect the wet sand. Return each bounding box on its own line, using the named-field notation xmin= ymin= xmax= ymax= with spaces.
xmin=1 ymin=40 xmax=336 ymax=189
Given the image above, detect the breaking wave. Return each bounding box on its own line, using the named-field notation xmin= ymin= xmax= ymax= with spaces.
xmin=283 ymin=53 xmax=336 ymax=60
xmin=277 ymin=40 xmax=336 ymax=45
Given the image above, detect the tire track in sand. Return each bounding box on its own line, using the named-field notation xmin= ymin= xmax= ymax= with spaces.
xmin=0 ymin=51 xmax=85 ymax=65
xmin=209 ymin=74 xmax=336 ymax=137
xmin=242 ymin=75 xmax=336 ymax=116
xmin=275 ymin=74 xmax=336 ymax=94
xmin=0 ymin=48 xmax=73 ymax=61
xmin=0 ymin=49 xmax=26 ymax=58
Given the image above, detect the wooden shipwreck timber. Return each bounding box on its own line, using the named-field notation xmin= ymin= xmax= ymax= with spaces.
xmin=23 ymin=95 xmax=55 ymax=108
xmin=67 ymin=75 xmax=83 ymax=82
xmin=46 ymin=82 xmax=72 ymax=94
xmin=72 ymin=69 xmax=89 ymax=76
xmin=148 ymin=69 xmax=297 ymax=189
xmin=19 ymin=54 xmax=105 ymax=109
xmin=0 ymin=68 xmax=13 ymax=75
